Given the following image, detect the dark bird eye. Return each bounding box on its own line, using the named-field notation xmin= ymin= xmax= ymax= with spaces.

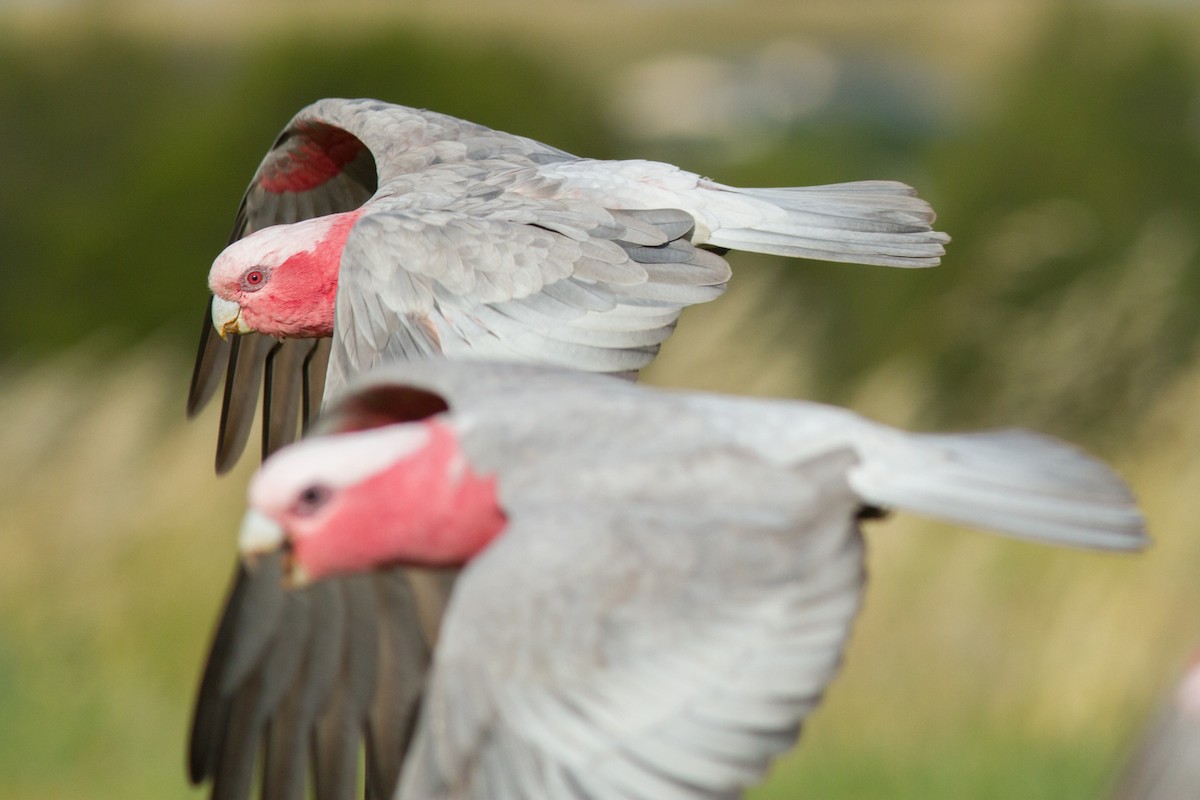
xmin=294 ymin=484 xmax=332 ymax=515
xmin=243 ymin=269 xmax=266 ymax=291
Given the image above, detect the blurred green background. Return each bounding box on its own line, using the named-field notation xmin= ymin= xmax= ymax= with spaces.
xmin=2 ymin=1 xmax=1199 ymax=798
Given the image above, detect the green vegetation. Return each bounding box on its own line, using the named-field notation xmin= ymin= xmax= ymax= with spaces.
xmin=2 ymin=3 xmax=1199 ymax=798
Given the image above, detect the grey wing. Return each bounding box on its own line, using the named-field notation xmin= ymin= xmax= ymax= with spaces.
xmin=297 ymin=98 xmax=579 ymax=178
xmin=188 ymin=555 xmax=457 ymax=800
xmin=189 ymin=98 xmax=593 ymax=471
xmin=399 ymin=449 xmax=867 ymax=800
xmin=188 ymin=102 xmax=378 ymax=473
xmin=325 ymin=192 xmax=729 ymax=399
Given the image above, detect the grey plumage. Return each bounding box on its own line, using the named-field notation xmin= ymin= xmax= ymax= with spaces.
xmin=189 ymin=98 xmax=949 ymax=472
xmin=192 ymin=361 xmax=1144 ymax=800
xmin=188 ymin=97 xmax=950 ymax=800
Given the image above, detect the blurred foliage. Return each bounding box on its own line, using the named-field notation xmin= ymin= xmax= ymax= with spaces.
xmin=921 ymin=8 xmax=1200 ymax=439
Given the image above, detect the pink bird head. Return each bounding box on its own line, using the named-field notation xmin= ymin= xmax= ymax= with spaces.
xmin=239 ymin=418 xmax=507 ymax=585
xmin=207 ymin=210 xmax=363 ymax=339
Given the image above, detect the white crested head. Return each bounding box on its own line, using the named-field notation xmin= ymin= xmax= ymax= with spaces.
xmin=208 ymin=216 xmax=339 ymax=292
xmin=249 ymin=423 xmax=433 ymax=516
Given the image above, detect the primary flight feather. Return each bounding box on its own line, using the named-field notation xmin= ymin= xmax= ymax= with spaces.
xmin=191 ymin=361 xmax=1145 ymax=800
xmin=187 ymin=97 xmax=949 ymax=473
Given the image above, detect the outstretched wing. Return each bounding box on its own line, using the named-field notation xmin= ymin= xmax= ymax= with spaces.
xmin=188 ymin=556 xmax=458 ymax=800
xmin=324 ymin=176 xmax=729 ymax=399
xmin=399 ymin=450 xmax=868 ymax=800
xmin=188 ymin=97 xmax=577 ymax=472
xmin=187 ymin=104 xmax=379 ymax=473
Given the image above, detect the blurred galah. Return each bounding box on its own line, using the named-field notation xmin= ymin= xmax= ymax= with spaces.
xmin=1109 ymin=650 xmax=1200 ymax=799
xmin=187 ymin=97 xmax=950 ymax=473
xmin=190 ymin=361 xmax=1145 ymax=800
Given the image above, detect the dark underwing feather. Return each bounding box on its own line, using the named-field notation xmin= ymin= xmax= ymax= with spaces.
xmin=312 ymin=575 xmax=382 ymax=800
xmin=364 ymin=571 xmax=439 ymax=799
xmin=215 ymin=333 xmax=275 ymax=474
xmin=189 ymin=557 xmax=286 ymax=789
xmin=302 ymin=338 xmax=332 ymax=433
xmin=188 ymin=564 xmax=252 ymax=784
xmin=260 ymin=581 xmax=345 ymax=800
xmin=190 ymin=562 xmax=454 ymax=800
xmin=188 ymin=308 xmax=230 ymax=418
xmin=188 ymin=202 xmax=251 ymax=421
xmin=263 ymin=338 xmax=310 ymax=456
xmin=211 ymin=594 xmax=311 ymax=800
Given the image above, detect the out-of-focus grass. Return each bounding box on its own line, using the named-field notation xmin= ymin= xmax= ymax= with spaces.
xmin=0 ymin=343 xmax=248 ymax=798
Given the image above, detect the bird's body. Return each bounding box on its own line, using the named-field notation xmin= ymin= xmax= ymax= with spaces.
xmin=195 ymin=361 xmax=1145 ymax=800
xmin=1109 ymin=652 xmax=1200 ymax=799
xmin=190 ymin=98 xmax=949 ymax=472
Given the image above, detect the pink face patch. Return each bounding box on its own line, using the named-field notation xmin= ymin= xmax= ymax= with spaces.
xmin=259 ymin=125 xmax=367 ymax=194
xmin=290 ymin=420 xmax=508 ymax=580
xmin=233 ymin=209 xmax=364 ymax=338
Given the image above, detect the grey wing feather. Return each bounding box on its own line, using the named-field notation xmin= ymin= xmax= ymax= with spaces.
xmin=215 ymin=333 xmax=275 ymax=474
xmin=298 ymin=98 xmax=575 ymax=187
xmin=302 ymin=337 xmax=332 ymax=432
xmin=312 ymin=576 xmax=380 ymax=800
xmin=362 ymin=571 xmax=440 ymax=799
xmin=260 ymin=581 xmax=345 ymax=800
xmin=262 ymin=338 xmax=311 ymax=457
xmin=187 ymin=308 xmax=230 ymax=417
xmin=189 ymin=559 xmax=454 ymax=800
xmin=399 ymin=454 xmax=868 ymax=800
xmin=327 ymin=190 xmax=731 ymax=385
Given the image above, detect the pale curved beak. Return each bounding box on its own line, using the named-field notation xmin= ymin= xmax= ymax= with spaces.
xmin=237 ymin=509 xmax=311 ymax=587
xmin=212 ymin=296 xmax=251 ymax=340
xmin=239 ymin=508 xmax=284 ymax=555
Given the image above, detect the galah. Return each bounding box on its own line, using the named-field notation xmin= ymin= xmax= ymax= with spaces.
xmin=187 ymin=97 xmax=950 ymax=473
xmin=1108 ymin=650 xmax=1200 ymax=799
xmin=190 ymin=361 xmax=1145 ymax=800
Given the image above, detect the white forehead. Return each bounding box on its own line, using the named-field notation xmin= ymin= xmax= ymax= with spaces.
xmin=249 ymin=423 xmax=433 ymax=511
xmin=209 ymin=216 xmax=334 ymax=283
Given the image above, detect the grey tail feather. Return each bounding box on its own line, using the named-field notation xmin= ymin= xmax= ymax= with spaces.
xmin=850 ymin=429 xmax=1147 ymax=551
xmin=706 ymin=181 xmax=950 ymax=268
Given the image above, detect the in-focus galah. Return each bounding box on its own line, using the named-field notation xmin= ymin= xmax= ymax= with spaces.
xmin=190 ymin=361 xmax=1145 ymax=800
xmin=187 ymin=98 xmax=950 ymax=473
xmin=1108 ymin=649 xmax=1200 ymax=799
